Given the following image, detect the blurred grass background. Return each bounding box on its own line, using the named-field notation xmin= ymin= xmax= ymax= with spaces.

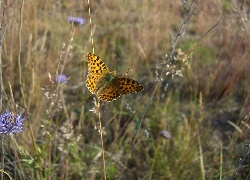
xmin=0 ymin=0 xmax=250 ymax=179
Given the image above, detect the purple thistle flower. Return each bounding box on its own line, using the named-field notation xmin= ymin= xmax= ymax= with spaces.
xmin=0 ymin=111 xmax=25 ymax=135
xmin=68 ymin=16 xmax=85 ymax=25
xmin=56 ymin=74 xmax=68 ymax=84
xmin=161 ymin=130 xmax=172 ymax=139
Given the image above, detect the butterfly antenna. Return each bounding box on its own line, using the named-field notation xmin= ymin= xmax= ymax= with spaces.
xmin=87 ymin=0 xmax=94 ymax=53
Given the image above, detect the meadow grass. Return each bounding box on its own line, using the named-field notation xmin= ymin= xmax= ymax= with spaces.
xmin=0 ymin=0 xmax=250 ymax=179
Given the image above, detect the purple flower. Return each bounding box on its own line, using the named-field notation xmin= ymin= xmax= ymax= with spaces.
xmin=161 ymin=130 xmax=172 ymax=139
xmin=56 ymin=74 xmax=68 ymax=84
xmin=68 ymin=16 xmax=85 ymax=25
xmin=0 ymin=111 xmax=25 ymax=135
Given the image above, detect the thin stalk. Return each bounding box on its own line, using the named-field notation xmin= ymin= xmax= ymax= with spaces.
xmin=220 ymin=138 xmax=223 ymax=180
xmin=18 ymin=0 xmax=27 ymax=109
xmin=148 ymin=139 xmax=164 ymax=179
xmin=1 ymin=137 xmax=3 ymax=180
xmin=197 ymin=126 xmax=205 ymax=180
xmin=98 ymin=100 xmax=106 ymax=180
xmin=87 ymin=0 xmax=95 ymax=53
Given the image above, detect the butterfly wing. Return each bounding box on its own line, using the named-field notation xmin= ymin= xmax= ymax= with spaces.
xmin=86 ymin=52 xmax=143 ymax=101
xmin=117 ymin=76 xmax=144 ymax=95
xmin=87 ymin=52 xmax=110 ymax=74
xmin=86 ymin=52 xmax=111 ymax=94
xmin=86 ymin=74 xmax=103 ymax=94
xmin=97 ymin=77 xmax=121 ymax=101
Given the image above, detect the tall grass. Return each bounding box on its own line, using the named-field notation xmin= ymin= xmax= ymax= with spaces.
xmin=0 ymin=0 xmax=249 ymax=179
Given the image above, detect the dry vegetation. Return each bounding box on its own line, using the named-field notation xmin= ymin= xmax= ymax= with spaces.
xmin=0 ymin=0 xmax=250 ymax=179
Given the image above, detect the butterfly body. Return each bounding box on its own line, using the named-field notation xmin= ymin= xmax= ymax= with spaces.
xmin=86 ymin=52 xmax=143 ymax=101
xmin=94 ymin=72 xmax=117 ymax=94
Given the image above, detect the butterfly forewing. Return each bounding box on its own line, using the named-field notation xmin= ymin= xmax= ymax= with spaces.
xmin=86 ymin=74 xmax=103 ymax=94
xmin=87 ymin=52 xmax=110 ymax=74
xmin=86 ymin=52 xmax=111 ymax=93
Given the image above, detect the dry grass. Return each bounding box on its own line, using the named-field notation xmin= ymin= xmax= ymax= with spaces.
xmin=0 ymin=0 xmax=249 ymax=179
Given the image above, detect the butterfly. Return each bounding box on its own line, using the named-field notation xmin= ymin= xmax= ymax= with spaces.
xmin=85 ymin=52 xmax=143 ymax=101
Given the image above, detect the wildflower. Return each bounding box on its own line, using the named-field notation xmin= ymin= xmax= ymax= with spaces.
xmin=161 ymin=130 xmax=172 ymax=139
xmin=0 ymin=111 xmax=25 ymax=135
xmin=56 ymin=74 xmax=68 ymax=84
xmin=68 ymin=16 xmax=85 ymax=25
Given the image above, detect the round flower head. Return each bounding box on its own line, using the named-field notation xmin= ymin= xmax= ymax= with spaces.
xmin=0 ymin=111 xmax=25 ymax=135
xmin=68 ymin=16 xmax=85 ymax=25
xmin=161 ymin=130 xmax=172 ymax=139
xmin=56 ymin=74 xmax=68 ymax=84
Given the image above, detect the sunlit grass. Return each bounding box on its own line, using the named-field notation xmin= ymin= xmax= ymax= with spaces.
xmin=0 ymin=0 xmax=249 ymax=179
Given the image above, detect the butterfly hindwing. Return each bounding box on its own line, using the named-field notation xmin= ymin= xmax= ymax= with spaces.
xmin=97 ymin=77 xmax=121 ymax=101
xmin=118 ymin=76 xmax=144 ymax=95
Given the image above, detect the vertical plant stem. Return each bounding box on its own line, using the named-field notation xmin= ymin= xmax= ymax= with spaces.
xmin=0 ymin=28 xmax=2 ymax=112
xmin=0 ymin=0 xmax=4 ymax=113
xmin=148 ymin=139 xmax=163 ymax=179
xmin=87 ymin=0 xmax=95 ymax=53
xmin=220 ymin=138 xmax=223 ymax=180
xmin=98 ymin=101 xmax=106 ymax=180
xmin=28 ymin=121 xmax=43 ymax=178
xmin=1 ymin=136 xmax=3 ymax=180
xmin=196 ymin=125 xmax=205 ymax=180
xmin=18 ymin=0 xmax=27 ymax=108
xmin=0 ymin=2 xmax=5 ymax=179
